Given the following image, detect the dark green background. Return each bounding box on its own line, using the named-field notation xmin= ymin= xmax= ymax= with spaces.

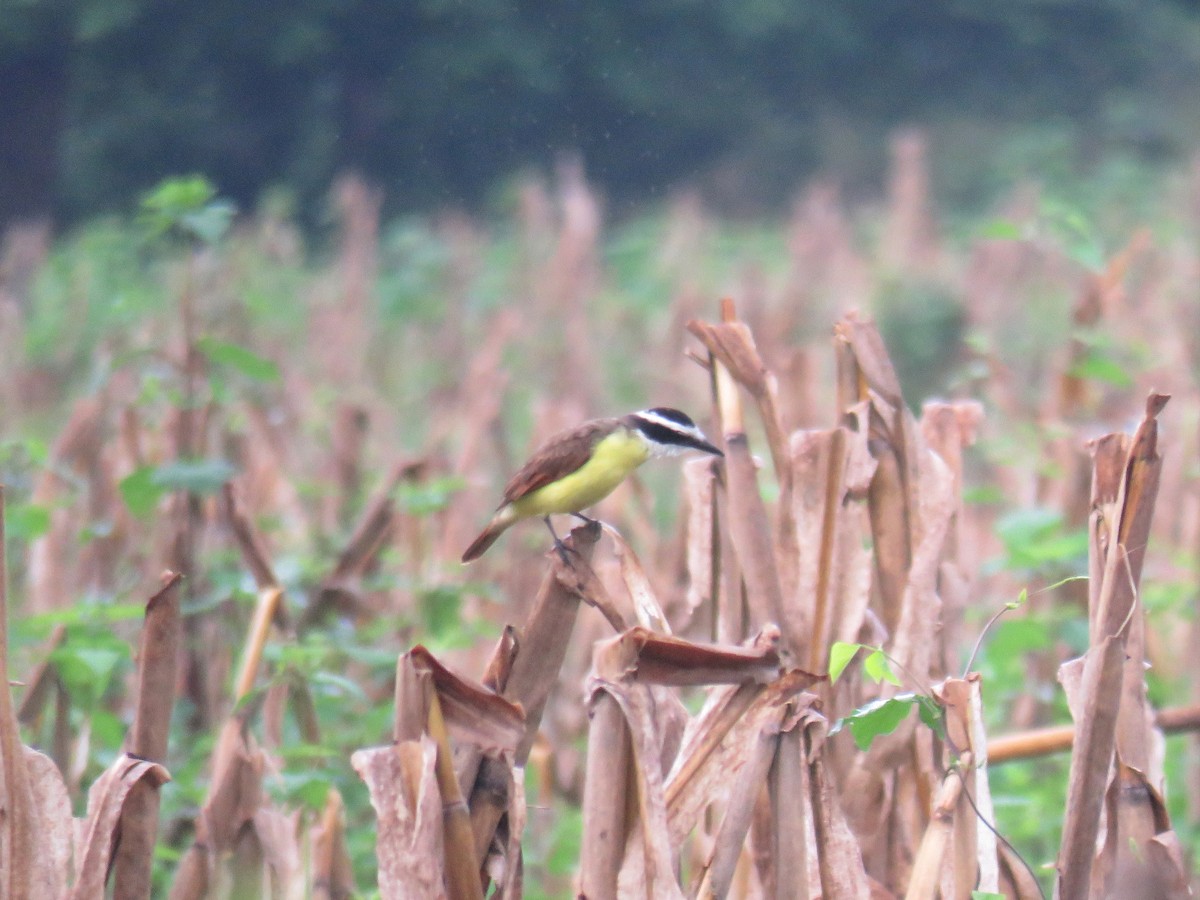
xmin=3 ymin=0 xmax=1199 ymax=224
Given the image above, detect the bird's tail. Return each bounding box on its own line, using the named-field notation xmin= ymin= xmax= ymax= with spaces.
xmin=461 ymin=507 xmax=518 ymax=563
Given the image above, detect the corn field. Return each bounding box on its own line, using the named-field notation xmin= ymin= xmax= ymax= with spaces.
xmin=2 ymin=135 xmax=1200 ymax=898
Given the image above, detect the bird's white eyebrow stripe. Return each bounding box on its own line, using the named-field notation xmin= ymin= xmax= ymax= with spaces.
xmin=632 ymin=410 xmax=701 ymax=435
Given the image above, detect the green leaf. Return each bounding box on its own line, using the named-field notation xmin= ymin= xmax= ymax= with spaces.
xmin=277 ymin=771 xmax=337 ymax=811
xmin=122 ymin=459 xmax=236 ymax=516
xmin=963 ymin=484 xmax=1005 ymax=505
xmin=182 ymin=201 xmax=236 ymax=244
xmin=310 ymin=670 xmax=369 ymax=701
xmin=828 ymin=641 xmax=860 ymax=683
xmin=972 ymin=892 xmax=1006 ymax=900
xmin=397 ymin=476 xmax=465 ymax=516
xmin=979 ymin=219 xmax=1022 ymax=240
xmin=120 ymin=465 xmax=165 ymax=519
xmin=995 ymin=508 xmax=1088 ymax=569
xmin=987 ymin=618 xmax=1051 ymax=661
xmin=1007 ymin=587 xmax=1028 ymax=610
xmin=51 ymin=643 xmax=128 ymax=709
xmin=139 ymin=176 xmax=216 ymax=238
xmin=152 ymin=458 xmax=236 ymax=494
xmin=545 ymin=804 xmax=583 ymax=875
xmin=278 ymin=742 xmax=338 ymax=762
xmin=1067 ymin=350 xmax=1133 ymax=388
xmin=5 ymin=503 xmax=51 ymax=540
xmin=197 ymin=336 xmax=281 ymax=382
xmin=420 ymin=585 xmax=463 ymax=640
xmin=864 ymin=649 xmax=901 ymax=686
xmin=839 ymin=695 xmax=917 ymax=751
xmin=916 ymin=694 xmax=945 ymax=740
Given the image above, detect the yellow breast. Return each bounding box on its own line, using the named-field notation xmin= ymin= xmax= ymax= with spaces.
xmin=511 ymin=430 xmax=650 ymax=517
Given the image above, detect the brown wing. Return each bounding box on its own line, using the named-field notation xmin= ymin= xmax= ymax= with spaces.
xmin=500 ymin=417 xmax=618 ymax=504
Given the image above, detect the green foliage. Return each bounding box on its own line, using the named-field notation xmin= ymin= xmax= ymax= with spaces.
xmin=4 ymin=502 xmax=52 ymax=541
xmin=522 ymin=766 xmax=585 ymax=899
xmin=138 ymin=176 xmax=235 ymax=246
xmin=827 ymin=640 xmax=859 ymax=683
xmin=863 ymin=648 xmax=902 ymax=687
xmin=397 ymin=476 xmax=464 ymax=517
xmin=119 ymin=459 xmax=237 ymax=519
xmin=196 ymin=337 xmax=281 ymax=383
xmin=3 ymin=169 xmax=1195 ymax=897
xmin=993 ymin=508 xmax=1088 ymax=573
xmin=830 ymin=693 xmax=944 ymax=752
xmin=828 ymin=643 xmax=944 ymax=751
xmin=6 ymin=0 xmax=1200 ymax=222
xmin=875 ymin=278 xmax=967 ymax=405
xmin=828 ymin=642 xmax=901 ymax=687
xmin=51 ymin=628 xmax=131 ymax=712
xmin=1066 ymin=330 xmax=1135 ymax=389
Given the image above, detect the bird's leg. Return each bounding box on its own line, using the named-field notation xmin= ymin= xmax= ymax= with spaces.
xmin=544 ymin=516 xmax=573 ymax=565
xmin=570 ymin=512 xmax=600 ymax=528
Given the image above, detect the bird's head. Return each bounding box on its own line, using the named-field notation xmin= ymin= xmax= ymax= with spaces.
xmin=624 ymin=407 xmax=724 ymax=459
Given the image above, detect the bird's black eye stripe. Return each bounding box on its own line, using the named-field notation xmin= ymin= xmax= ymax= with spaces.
xmin=646 ymin=407 xmax=695 ymax=428
xmin=636 ymin=418 xmax=705 ymax=448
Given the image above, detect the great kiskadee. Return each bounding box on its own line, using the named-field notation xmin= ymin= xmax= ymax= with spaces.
xmin=462 ymin=407 xmax=723 ymax=563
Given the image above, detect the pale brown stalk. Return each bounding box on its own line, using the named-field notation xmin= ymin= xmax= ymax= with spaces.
xmin=111 ymin=571 xmax=184 ymax=900
xmin=579 ymin=690 xmax=634 ymax=900
xmin=988 ymin=701 xmax=1200 ymax=763
xmin=695 ymin=724 xmax=779 ymax=899
xmin=1057 ymin=393 xmax=1168 ymax=900
xmin=311 ymin=789 xmax=355 ymax=900
xmin=427 ymin=689 xmax=484 ymax=900
xmin=688 ymin=300 xmax=788 ymax=647
xmin=768 ymin=720 xmax=809 ymax=900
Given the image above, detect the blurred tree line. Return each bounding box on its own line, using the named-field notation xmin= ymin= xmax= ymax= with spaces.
xmin=2 ymin=0 xmax=1200 ymax=226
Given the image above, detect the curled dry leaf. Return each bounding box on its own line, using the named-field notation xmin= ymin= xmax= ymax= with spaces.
xmin=552 ymin=550 xmax=630 ymax=633
xmin=685 ymin=314 xmax=790 ymax=486
xmin=591 ymin=625 xmax=783 ymax=687
xmin=605 ymin=525 xmax=671 ymax=633
xmin=406 ymin=645 xmax=525 ymax=759
xmin=1093 ymin=762 xmax=1190 ymax=900
xmin=70 ymin=754 xmax=170 ymax=900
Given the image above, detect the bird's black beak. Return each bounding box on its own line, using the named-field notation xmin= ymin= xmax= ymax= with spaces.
xmin=693 ymin=436 xmax=724 ymax=457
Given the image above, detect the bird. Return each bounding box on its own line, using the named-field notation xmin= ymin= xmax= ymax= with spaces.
xmin=461 ymin=407 xmax=723 ymax=563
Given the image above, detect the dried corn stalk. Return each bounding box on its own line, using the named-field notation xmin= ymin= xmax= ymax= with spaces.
xmin=1056 ymin=393 xmax=1172 ymax=900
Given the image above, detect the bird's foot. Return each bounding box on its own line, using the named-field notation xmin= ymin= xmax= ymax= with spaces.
xmin=544 ymin=516 xmax=579 ymax=566
xmin=552 ymin=537 xmax=575 ymax=566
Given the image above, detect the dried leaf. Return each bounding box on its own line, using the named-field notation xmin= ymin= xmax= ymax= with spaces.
xmin=407 ymin=645 xmax=525 ymax=759
xmin=683 ymin=456 xmax=719 ymax=616
xmin=607 ymin=526 xmax=671 ymax=633
xmin=1057 ymin=396 xmax=1167 ymax=900
xmin=71 ymin=755 xmax=170 ymax=900
xmin=592 ymin=625 xmax=783 ymax=687
xmin=352 ymin=740 xmax=445 ymax=900
xmin=24 ymin=746 xmax=74 ymax=898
